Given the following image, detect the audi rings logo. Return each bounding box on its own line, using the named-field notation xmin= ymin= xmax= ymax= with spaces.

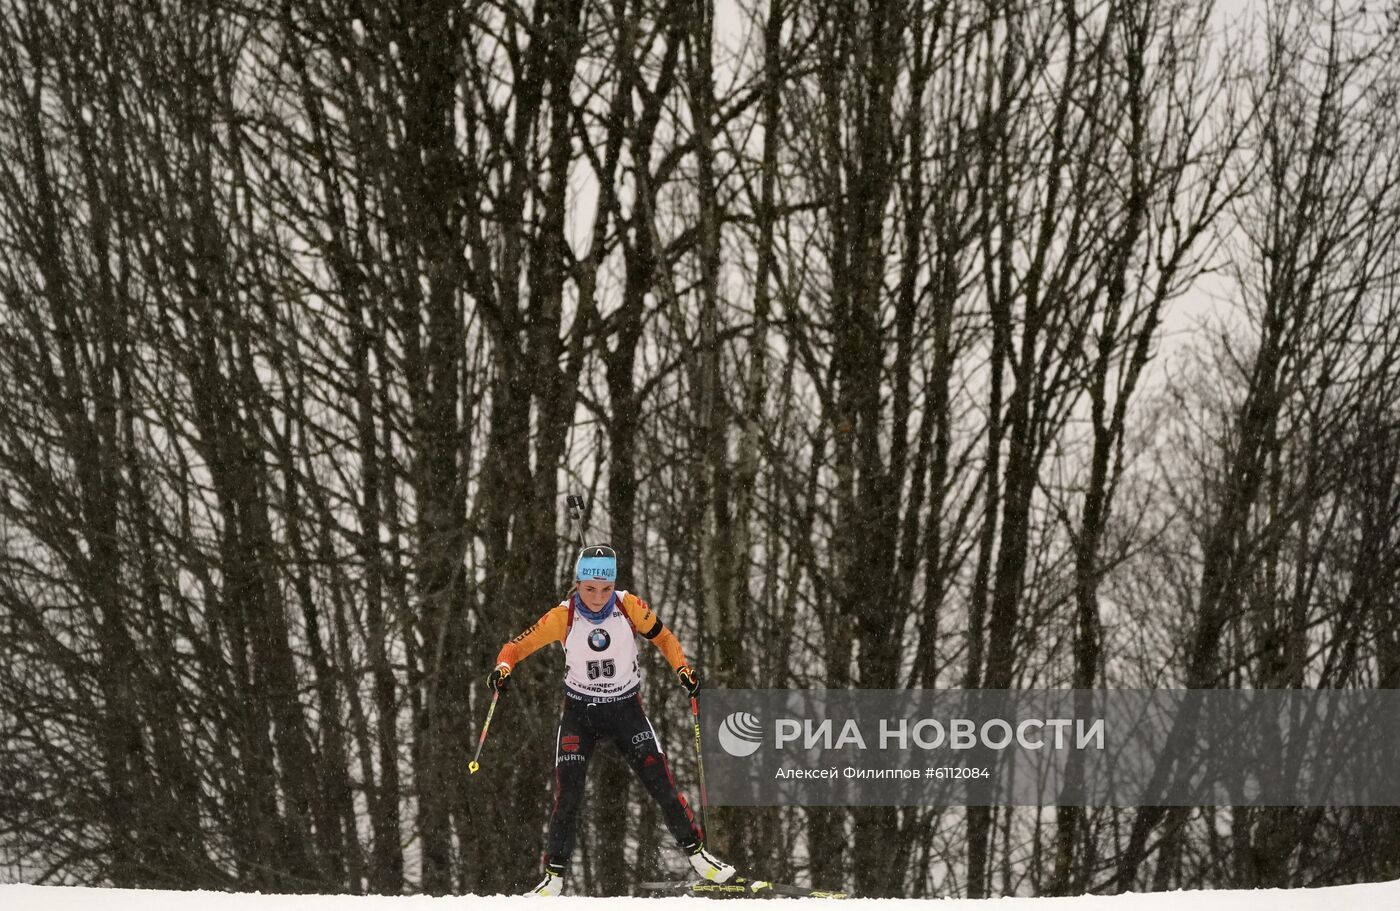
xmin=717 ymin=712 xmax=764 ymax=757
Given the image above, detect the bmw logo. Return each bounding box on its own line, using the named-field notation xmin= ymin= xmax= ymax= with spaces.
xmin=588 ymin=628 xmax=611 ymax=652
xmin=718 ymin=712 xmax=763 ymax=757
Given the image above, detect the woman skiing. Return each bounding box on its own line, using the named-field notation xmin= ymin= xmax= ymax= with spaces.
xmin=487 ymin=544 xmax=735 ymax=895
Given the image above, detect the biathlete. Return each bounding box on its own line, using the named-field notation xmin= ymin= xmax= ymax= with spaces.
xmin=488 ymin=544 xmax=735 ymax=896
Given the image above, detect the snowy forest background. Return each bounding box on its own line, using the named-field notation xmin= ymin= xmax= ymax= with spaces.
xmin=3 ymin=0 xmax=1400 ymax=899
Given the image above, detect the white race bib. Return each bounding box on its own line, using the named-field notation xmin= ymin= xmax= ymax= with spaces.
xmin=562 ymin=594 xmax=641 ymax=699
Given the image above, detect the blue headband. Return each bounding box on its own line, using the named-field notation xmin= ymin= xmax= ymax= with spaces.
xmin=576 ymin=555 xmax=617 ymax=582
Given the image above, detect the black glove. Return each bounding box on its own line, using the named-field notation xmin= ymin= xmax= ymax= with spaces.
xmin=488 ymin=664 xmax=511 ymax=694
xmin=677 ymin=665 xmax=700 ymax=697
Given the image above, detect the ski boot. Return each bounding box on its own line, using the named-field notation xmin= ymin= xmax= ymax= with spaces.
xmin=530 ymin=862 xmax=566 ymax=896
xmin=685 ymin=842 xmax=737 ymax=883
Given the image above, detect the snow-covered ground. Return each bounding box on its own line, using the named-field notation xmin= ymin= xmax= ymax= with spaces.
xmin=2 ymin=879 xmax=1398 ymax=910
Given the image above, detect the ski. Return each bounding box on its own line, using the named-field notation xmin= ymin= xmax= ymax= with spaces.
xmin=761 ymin=881 xmax=850 ymax=900
xmin=640 ymin=878 xmax=755 ymax=898
xmin=639 ymin=874 xmax=851 ymax=899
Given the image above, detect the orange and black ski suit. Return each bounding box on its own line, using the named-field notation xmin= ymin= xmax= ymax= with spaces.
xmin=495 ymin=590 xmax=702 ymax=870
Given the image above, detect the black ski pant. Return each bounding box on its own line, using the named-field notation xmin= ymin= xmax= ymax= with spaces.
xmin=544 ymin=691 xmax=702 ymax=869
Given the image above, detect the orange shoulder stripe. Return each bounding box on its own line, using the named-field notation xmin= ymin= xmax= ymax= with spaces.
xmin=496 ymin=604 xmax=569 ymax=669
xmin=621 ymin=592 xmax=688 ymax=671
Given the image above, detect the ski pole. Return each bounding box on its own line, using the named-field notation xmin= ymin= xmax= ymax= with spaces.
xmin=566 ymin=493 xmax=588 ymax=549
xmin=468 ymin=689 xmax=500 ymax=774
xmin=690 ymin=694 xmax=710 ymax=841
